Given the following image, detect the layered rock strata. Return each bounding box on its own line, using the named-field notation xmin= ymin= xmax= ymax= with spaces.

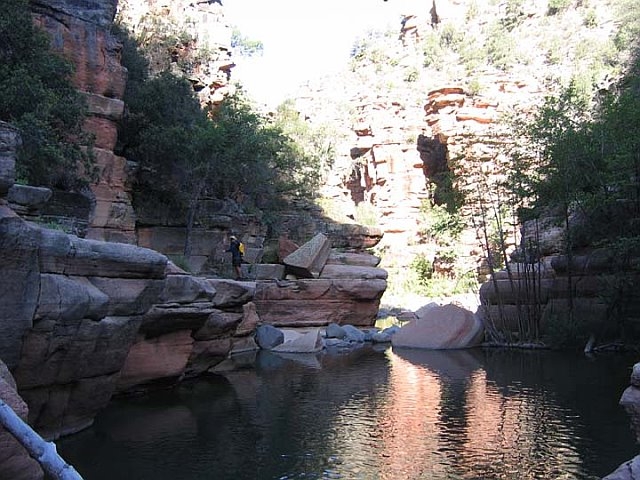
xmin=1 ymin=205 xmax=386 ymax=439
xmin=478 ymin=249 xmax=640 ymax=344
xmin=0 ymin=124 xmax=387 ymax=443
xmin=30 ymin=0 xmax=134 ymax=243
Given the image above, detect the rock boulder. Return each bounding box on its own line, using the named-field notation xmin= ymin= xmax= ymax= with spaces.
xmin=392 ymin=303 xmax=484 ymax=349
xmin=283 ymin=232 xmax=331 ymax=278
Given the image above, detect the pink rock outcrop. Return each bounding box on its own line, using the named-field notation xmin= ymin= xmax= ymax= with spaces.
xmin=117 ymin=331 xmax=195 ymax=391
xmin=283 ymin=233 xmax=331 ymax=278
xmin=254 ymin=278 xmax=386 ymax=327
xmin=33 ymin=0 xmax=135 ymax=243
xmin=392 ymin=303 xmax=484 ymax=349
xmin=0 ymin=5 xmax=390 ymax=447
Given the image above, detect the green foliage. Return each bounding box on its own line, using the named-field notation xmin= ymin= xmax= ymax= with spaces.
xmin=420 ymin=201 xmax=464 ymax=244
xmin=504 ymin=36 xmax=640 ymax=346
xmin=547 ymin=0 xmax=572 ymax=16
xmin=512 ymin=81 xmax=603 ymax=223
xmin=316 ymin=197 xmax=351 ymax=222
xmin=583 ymin=9 xmax=598 ymax=28
xmin=404 ymin=68 xmax=420 ymax=83
xmin=410 ymin=254 xmax=434 ymax=287
xmin=439 ymin=23 xmax=465 ymax=51
xmin=354 ymin=202 xmax=379 ymax=227
xmin=501 ymin=0 xmax=526 ymax=31
xmin=420 ymin=23 xmax=474 ymax=71
xmin=409 ymin=253 xmax=479 ymax=298
xmin=544 ymin=36 xmax=564 ymax=65
xmin=541 ymin=312 xmax=590 ymax=348
xmin=272 ymin=99 xmax=335 ymax=194
xmin=485 ymin=23 xmax=517 ymax=70
xmin=0 ymin=0 xmax=93 ymax=189
xmin=112 ymin=23 xmax=149 ymax=91
xmin=116 ymin=33 xmax=324 ymax=239
xmin=421 ymin=31 xmax=445 ymax=69
xmin=429 ymin=169 xmax=465 ymax=214
xmin=130 ymin=14 xmax=195 ymax=74
xmin=458 ymin=38 xmax=486 ymax=73
xmin=466 ymin=77 xmax=482 ymax=96
xmin=350 ymin=31 xmax=395 ymax=71
xmin=117 ymin=71 xmax=207 ymax=169
xmin=465 ymin=1 xmax=480 ymax=22
xmin=231 ymin=29 xmax=264 ymax=57
xmin=115 ymin=18 xmax=310 ymax=237
xmin=613 ymin=0 xmax=640 ymax=51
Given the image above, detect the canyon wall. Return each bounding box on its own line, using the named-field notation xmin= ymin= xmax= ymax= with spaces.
xmin=31 ymin=0 xmax=135 ymax=244
xmin=0 ymin=125 xmax=386 ymax=453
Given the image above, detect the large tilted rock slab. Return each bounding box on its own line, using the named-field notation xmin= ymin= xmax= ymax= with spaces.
xmin=253 ymin=278 xmax=386 ymax=327
xmin=392 ymin=304 xmax=484 ymax=349
xmin=283 ymin=232 xmax=331 ymax=278
xmin=272 ymin=329 xmax=324 ymax=353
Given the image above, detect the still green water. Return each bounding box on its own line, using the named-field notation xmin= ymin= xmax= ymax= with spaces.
xmin=57 ymin=347 xmax=639 ymax=480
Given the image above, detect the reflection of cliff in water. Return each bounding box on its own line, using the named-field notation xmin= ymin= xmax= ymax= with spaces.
xmin=221 ymin=346 xmax=395 ymax=476
xmin=390 ymin=347 xmax=638 ymax=479
xmin=57 ymin=346 xmax=638 ymax=480
xmin=479 ymin=348 xmax=639 ymax=476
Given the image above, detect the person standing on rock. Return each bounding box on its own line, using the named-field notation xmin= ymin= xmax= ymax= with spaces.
xmin=226 ymin=235 xmax=243 ymax=280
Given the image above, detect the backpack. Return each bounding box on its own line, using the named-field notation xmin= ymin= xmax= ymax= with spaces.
xmin=238 ymin=241 xmax=245 ymax=256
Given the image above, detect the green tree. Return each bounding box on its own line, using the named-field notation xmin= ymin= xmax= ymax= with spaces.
xmin=0 ymin=0 xmax=92 ymax=189
xmin=119 ymin=71 xmax=212 ymax=254
xmin=114 ymin=19 xmax=326 ymax=254
xmin=506 ymin=44 xmax=640 ymax=346
xmin=231 ymin=29 xmax=264 ymax=57
xmin=272 ymin=100 xmax=335 ymax=195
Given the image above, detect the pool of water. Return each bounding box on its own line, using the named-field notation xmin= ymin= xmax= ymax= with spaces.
xmin=57 ymin=347 xmax=639 ymax=480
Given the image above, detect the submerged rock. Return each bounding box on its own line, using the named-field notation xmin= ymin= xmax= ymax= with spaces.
xmin=255 ymin=324 xmax=285 ymax=350
xmin=272 ymin=329 xmax=324 ymax=353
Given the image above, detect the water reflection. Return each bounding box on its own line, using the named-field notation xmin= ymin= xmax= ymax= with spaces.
xmin=58 ymin=347 xmax=638 ymax=480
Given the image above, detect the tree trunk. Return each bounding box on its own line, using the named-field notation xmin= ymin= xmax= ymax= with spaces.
xmin=0 ymin=399 xmax=83 ymax=480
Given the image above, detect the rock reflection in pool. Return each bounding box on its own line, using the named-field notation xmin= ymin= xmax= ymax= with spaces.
xmin=57 ymin=347 xmax=638 ymax=480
